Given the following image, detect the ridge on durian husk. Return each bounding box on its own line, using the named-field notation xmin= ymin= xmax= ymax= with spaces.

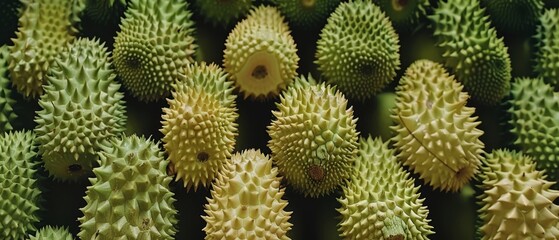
xmin=338 ymin=137 xmax=434 ymax=240
xmin=202 ymin=149 xmax=292 ymax=239
xmin=373 ymin=0 xmax=431 ymax=31
xmin=85 ymin=0 xmax=127 ymax=25
xmin=161 ymin=62 xmax=238 ymax=191
xmin=78 ymin=134 xmax=177 ymax=240
xmin=430 ymin=0 xmax=512 ymax=105
xmin=268 ymin=74 xmax=359 ymax=197
xmin=34 ymin=38 xmax=127 ymax=182
xmin=194 ymin=0 xmax=253 ymax=27
xmin=0 ymin=131 xmax=41 ymax=240
xmin=8 ymin=0 xmax=82 ymax=98
xmin=534 ymin=8 xmax=559 ymax=88
xmin=0 ymin=45 xmax=17 ymax=132
xmin=506 ymin=77 xmax=559 ymax=182
xmin=477 ymin=149 xmax=559 ymax=239
xmin=223 ymin=5 xmax=299 ymax=99
xmin=480 ymin=0 xmax=543 ymax=35
xmin=113 ymin=0 xmax=196 ymax=102
xmin=271 ymin=0 xmax=342 ymax=28
xmin=315 ymin=0 xmax=400 ymax=102
xmin=29 ymin=226 xmax=73 ymax=240
xmin=391 ymin=59 xmax=484 ymax=192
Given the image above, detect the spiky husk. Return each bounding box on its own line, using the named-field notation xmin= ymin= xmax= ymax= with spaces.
xmin=34 ymin=38 xmax=127 ymax=182
xmin=113 ymin=0 xmax=196 ymax=102
xmin=315 ymin=0 xmax=400 ymax=101
xmin=268 ymin=75 xmax=359 ymax=197
xmin=0 ymin=131 xmax=40 ymax=240
xmin=203 ymin=149 xmax=292 ymax=239
xmin=161 ymin=63 xmax=238 ymax=191
xmin=506 ymin=77 xmax=559 ymax=181
xmin=194 ymin=0 xmax=253 ymax=27
xmin=8 ymin=0 xmax=81 ymax=98
xmin=338 ymin=137 xmax=434 ymax=239
xmin=534 ymin=8 xmax=559 ymax=88
xmin=481 ymin=0 xmax=543 ymax=35
xmin=477 ymin=149 xmax=559 ymax=239
xmin=223 ymin=5 xmax=299 ymax=99
xmin=373 ymin=0 xmax=431 ymax=30
xmin=391 ymin=59 xmax=484 ymax=192
xmin=85 ymin=0 xmax=127 ymax=25
xmin=0 ymin=45 xmax=17 ymax=132
xmin=430 ymin=0 xmax=512 ymax=105
xmin=271 ymin=0 xmax=342 ymax=28
xmin=29 ymin=226 xmax=73 ymax=240
xmin=78 ymin=135 xmax=177 ymax=239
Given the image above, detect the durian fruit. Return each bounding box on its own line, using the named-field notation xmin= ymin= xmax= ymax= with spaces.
xmin=202 ymin=149 xmax=292 ymax=239
xmin=477 ymin=149 xmax=559 ymax=239
xmin=391 ymin=59 xmax=484 ymax=192
xmin=28 ymin=226 xmax=73 ymax=240
xmin=113 ymin=0 xmax=196 ymax=102
xmin=160 ymin=62 xmax=238 ymax=191
xmin=338 ymin=137 xmax=434 ymax=239
xmin=480 ymin=0 xmax=544 ymax=35
xmin=268 ymin=75 xmax=359 ymax=197
xmin=0 ymin=45 xmax=17 ymax=132
xmin=34 ymin=38 xmax=127 ymax=182
xmin=85 ymin=0 xmax=127 ymax=25
xmin=430 ymin=0 xmax=512 ymax=105
xmin=534 ymin=8 xmax=559 ymax=88
xmin=506 ymin=77 xmax=559 ymax=181
xmin=271 ymin=0 xmax=342 ymax=28
xmin=315 ymin=0 xmax=400 ymax=101
xmin=0 ymin=131 xmax=41 ymax=240
xmin=194 ymin=0 xmax=253 ymax=27
xmin=223 ymin=5 xmax=299 ymax=99
xmin=78 ymin=135 xmax=177 ymax=239
xmin=373 ymin=0 xmax=431 ymax=31
xmin=8 ymin=0 xmax=82 ymax=98
xmin=0 ymin=0 xmax=21 ymax=45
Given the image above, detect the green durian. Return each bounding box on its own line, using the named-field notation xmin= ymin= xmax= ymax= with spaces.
xmin=534 ymin=8 xmax=559 ymax=87
xmin=193 ymin=0 xmax=253 ymax=27
xmin=481 ymin=0 xmax=544 ymax=35
xmin=8 ymin=0 xmax=81 ymax=98
xmin=477 ymin=149 xmax=559 ymax=239
xmin=268 ymin=75 xmax=359 ymax=197
xmin=223 ymin=5 xmax=299 ymax=99
xmin=85 ymin=0 xmax=127 ymax=25
xmin=0 ymin=131 xmax=41 ymax=240
xmin=0 ymin=0 xmax=21 ymax=44
xmin=506 ymin=77 xmax=559 ymax=181
xmin=391 ymin=59 xmax=484 ymax=192
xmin=373 ymin=0 xmax=431 ymax=31
xmin=78 ymin=135 xmax=177 ymax=239
xmin=34 ymin=38 xmax=127 ymax=182
xmin=315 ymin=0 xmax=400 ymax=101
xmin=113 ymin=0 xmax=196 ymax=102
xmin=28 ymin=226 xmax=73 ymax=240
xmin=271 ymin=0 xmax=342 ymax=28
xmin=430 ymin=0 xmax=512 ymax=105
xmin=202 ymin=149 xmax=292 ymax=239
xmin=338 ymin=137 xmax=434 ymax=239
xmin=0 ymin=45 xmax=17 ymax=132
xmin=160 ymin=62 xmax=238 ymax=191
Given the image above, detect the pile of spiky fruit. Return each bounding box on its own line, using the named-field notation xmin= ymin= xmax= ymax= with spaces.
xmin=1 ymin=0 xmax=558 ymax=239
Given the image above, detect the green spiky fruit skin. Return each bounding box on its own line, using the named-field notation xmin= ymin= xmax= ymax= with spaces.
xmin=272 ymin=0 xmax=342 ymax=28
xmin=507 ymin=77 xmax=559 ymax=181
xmin=8 ymin=0 xmax=81 ymax=98
xmin=29 ymin=226 xmax=73 ymax=240
xmin=113 ymin=0 xmax=196 ymax=102
xmin=478 ymin=149 xmax=559 ymax=239
xmin=268 ymin=75 xmax=359 ymax=197
xmin=0 ymin=0 xmax=21 ymax=44
xmin=0 ymin=131 xmax=40 ymax=240
xmin=373 ymin=0 xmax=431 ymax=30
xmin=78 ymin=135 xmax=177 ymax=239
xmin=534 ymin=9 xmax=559 ymax=88
xmin=161 ymin=63 xmax=238 ymax=191
xmin=338 ymin=137 xmax=433 ymax=239
xmin=194 ymin=0 xmax=253 ymax=27
xmin=203 ymin=149 xmax=292 ymax=239
xmin=85 ymin=0 xmax=127 ymax=25
xmin=316 ymin=0 xmax=400 ymax=101
xmin=223 ymin=6 xmax=299 ymax=99
xmin=481 ymin=0 xmax=543 ymax=35
xmin=0 ymin=45 xmax=17 ymax=132
xmin=391 ymin=59 xmax=484 ymax=192
xmin=430 ymin=0 xmax=512 ymax=105
xmin=34 ymin=38 xmax=127 ymax=182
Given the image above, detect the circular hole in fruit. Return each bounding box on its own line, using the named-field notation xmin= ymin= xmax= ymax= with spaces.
xmin=68 ymin=164 xmax=82 ymax=173
xmin=252 ymin=65 xmax=268 ymax=79
xmin=308 ymin=164 xmax=325 ymax=181
xmin=197 ymin=152 xmax=210 ymax=162
xmin=392 ymin=0 xmax=408 ymax=11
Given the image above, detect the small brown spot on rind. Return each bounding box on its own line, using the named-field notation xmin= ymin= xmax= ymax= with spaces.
xmin=308 ymin=164 xmax=325 ymax=181
xmin=197 ymin=152 xmax=210 ymax=162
